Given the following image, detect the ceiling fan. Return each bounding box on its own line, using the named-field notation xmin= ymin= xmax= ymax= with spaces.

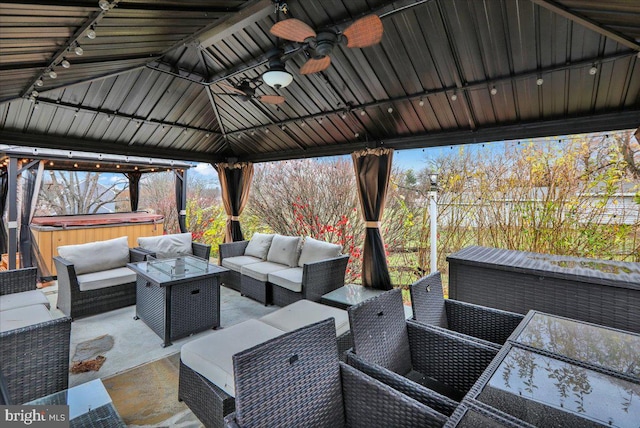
xmin=270 ymin=14 xmax=384 ymax=75
xmin=212 ymin=78 xmax=285 ymax=105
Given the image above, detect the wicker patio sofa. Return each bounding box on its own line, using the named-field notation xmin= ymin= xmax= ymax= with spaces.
xmin=219 ymin=234 xmax=349 ymax=306
xmin=447 ymin=246 xmax=640 ymax=333
xmin=0 ymin=267 xmax=71 ymax=403
xmin=53 ymin=236 xmax=147 ymax=319
xmin=410 ymin=272 xmax=524 ymax=348
xmin=346 ymin=289 xmax=498 ymax=412
xmin=179 ymin=299 xmax=354 ymax=428
xmin=225 ymin=318 xmax=447 ymax=428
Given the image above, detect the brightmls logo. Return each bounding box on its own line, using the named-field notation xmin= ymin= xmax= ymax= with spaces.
xmin=2 ymin=406 xmax=68 ymax=427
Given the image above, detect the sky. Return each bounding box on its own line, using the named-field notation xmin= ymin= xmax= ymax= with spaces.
xmin=187 ymin=139 xmax=509 ymax=186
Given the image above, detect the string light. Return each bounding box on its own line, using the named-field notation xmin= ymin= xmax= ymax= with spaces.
xmin=61 ymin=59 xmax=70 ymax=68
xmin=451 ymin=93 xmax=458 ymax=101
xmin=360 ymin=110 xmax=366 ymax=116
xmin=86 ymin=27 xmax=96 ymax=39
xmin=74 ymin=45 xmax=84 ymax=56
xmin=387 ymin=107 xmax=393 ymax=113
xmin=35 ymin=79 xmax=43 ymax=87
xmin=536 ymin=78 xmax=544 ymax=86
xmin=418 ymin=99 xmax=425 ymax=106
xmin=589 ymin=66 xmax=598 ymax=75
xmin=490 ymin=87 xmax=498 ymax=96
xmin=48 ymin=70 xmax=57 ymax=79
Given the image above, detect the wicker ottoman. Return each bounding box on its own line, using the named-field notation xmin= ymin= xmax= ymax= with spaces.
xmin=179 ymin=319 xmax=284 ymax=428
xmin=259 ymin=299 xmax=353 ymax=359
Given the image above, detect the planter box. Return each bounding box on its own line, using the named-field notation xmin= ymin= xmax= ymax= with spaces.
xmin=447 ymin=246 xmax=640 ymax=333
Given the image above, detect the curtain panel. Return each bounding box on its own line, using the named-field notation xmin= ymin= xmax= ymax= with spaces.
xmin=0 ymin=171 xmax=7 ymax=254
xmin=175 ymin=170 xmax=187 ymax=233
xmin=352 ymin=148 xmax=393 ymax=290
xmin=213 ymin=162 xmax=254 ymax=243
xmin=125 ymin=171 xmax=142 ymax=212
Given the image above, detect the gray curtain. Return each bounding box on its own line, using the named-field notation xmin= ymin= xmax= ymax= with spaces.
xmin=352 ymin=148 xmax=393 ymax=290
xmin=214 ymin=162 xmax=254 ymax=243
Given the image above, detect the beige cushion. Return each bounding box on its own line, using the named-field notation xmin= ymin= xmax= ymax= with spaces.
xmin=138 ymin=233 xmax=193 ymax=259
xmin=244 ymin=233 xmax=274 ymax=260
xmin=58 ymin=236 xmax=130 ymax=275
xmin=0 ymin=290 xmax=50 ymax=311
xmin=260 ymin=299 xmax=350 ymax=337
xmin=0 ymin=304 xmax=53 ymax=333
xmin=240 ymin=262 xmax=289 ymax=282
xmin=221 ymin=255 xmax=263 ymax=273
xmin=298 ymin=237 xmax=342 ymax=267
xmin=268 ymin=268 xmax=303 ymax=293
xmin=266 ymin=235 xmax=301 ymax=267
xmin=180 ymin=319 xmax=284 ymax=396
xmin=77 ymin=267 xmax=137 ymax=291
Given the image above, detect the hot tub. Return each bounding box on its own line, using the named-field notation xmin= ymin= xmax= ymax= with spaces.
xmin=31 ymin=212 xmax=164 ymax=276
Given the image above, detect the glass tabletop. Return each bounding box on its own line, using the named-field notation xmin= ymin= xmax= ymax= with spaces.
xmin=145 ymin=255 xmax=210 ymax=278
xmin=512 ymin=312 xmax=640 ymax=378
xmin=478 ymin=347 xmax=640 ymax=427
xmin=27 ymin=379 xmax=125 ymax=427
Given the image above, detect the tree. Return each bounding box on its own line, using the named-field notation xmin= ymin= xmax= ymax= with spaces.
xmin=37 ymin=171 xmax=128 ymax=215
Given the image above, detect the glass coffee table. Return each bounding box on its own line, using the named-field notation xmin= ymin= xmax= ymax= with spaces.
xmin=127 ymin=255 xmax=228 ymax=347
xmin=452 ymin=311 xmax=640 ymax=427
xmin=27 ymin=379 xmax=125 ymax=428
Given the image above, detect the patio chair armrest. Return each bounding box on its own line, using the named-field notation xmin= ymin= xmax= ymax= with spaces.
xmin=445 ymin=300 xmax=525 ymax=345
xmin=407 ymin=321 xmax=498 ymax=395
xmin=219 ymin=241 xmax=249 ymax=260
xmin=301 ymin=254 xmax=349 ymax=302
xmin=0 ymin=267 xmax=38 ymax=295
xmin=130 ymin=247 xmax=154 ymax=262
xmin=0 ymin=315 xmax=72 ymax=403
xmin=345 ymin=351 xmax=458 ymax=416
xmin=192 ymin=242 xmax=211 ymax=260
xmin=341 ymin=362 xmax=447 ymax=428
xmin=52 ymin=256 xmax=81 ymax=318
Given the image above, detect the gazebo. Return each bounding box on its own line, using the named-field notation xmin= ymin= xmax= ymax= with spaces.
xmin=0 ymin=145 xmax=192 ymax=279
xmin=0 ymin=0 xmax=638 ymax=288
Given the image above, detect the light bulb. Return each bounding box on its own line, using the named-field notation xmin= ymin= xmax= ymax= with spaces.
xmin=387 ymin=107 xmax=393 ymax=113
xmin=49 ymin=70 xmax=57 ymax=79
xmin=360 ymin=110 xmax=366 ymax=116
xmin=300 ymin=122 xmax=305 ymax=128
xmin=418 ymin=99 xmax=424 ymax=106
xmin=99 ymin=0 xmax=110 ymax=10
xmin=354 ymin=132 xmax=360 ymax=138
xmin=31 ymin=90 xmax=39 ymax=97
xmin=61 ymin=59 xmax=70 ymax=68
xmin=35 ymin=79 xmax=43 ymax=87
xmin=589 ymin=66 xmax=597 ymax=75
xmin=451 ymin=93 xmax=458 ymax=101
xmin=87 ymin=29 xmax=96 ymax=39
xmin=536 ymin=78 xmax=544 ymax=86
xmin=74 ymin=46 xmax=84 ymax=56
xmin=490 ymin=87 xmax=498 ymax=95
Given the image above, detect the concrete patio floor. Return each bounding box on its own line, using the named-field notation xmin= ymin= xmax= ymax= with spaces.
xmin=42 ymin=283 xmax=278 ymax=387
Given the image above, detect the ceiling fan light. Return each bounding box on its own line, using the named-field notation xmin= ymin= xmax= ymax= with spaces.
xmin=262 ymin=69 xmax=293 ymax=89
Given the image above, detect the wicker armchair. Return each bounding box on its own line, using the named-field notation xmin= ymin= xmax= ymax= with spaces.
xmin=224 ymin=319 xmax=447 ymax=428
xmin=410 ymin=272 xmax=524 ymax=348
xmin=133 ymin=241 xmax=211 ymax=261
xmin=346 ymin=289 xmax=498 ymax=406
xmin=0 ymin=268 xmax=71 ymax=404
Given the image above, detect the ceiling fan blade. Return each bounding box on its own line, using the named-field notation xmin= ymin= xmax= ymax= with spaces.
xmin=258 ymin=95 xmax=286 ymax=105
xmin=300 ymin=56 xmax=331 ymax=75
xmin=343 ymin=15 xmax=383 ymax=48
xmin=218 ymin=82 xmax=247 ymax=95
xmin=271 ymin=18 xmax=316 ymax=43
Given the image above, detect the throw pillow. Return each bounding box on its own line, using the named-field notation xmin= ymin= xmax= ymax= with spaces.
xmin=298 ymin=237 xmax=342 ymax=267
xmin=138 ymin=233 xmax=193 ymax=259
xmin=58 ymin=236 xmax=130 ymax=275
xmin=266 ymin=235 xmax=301 ymax=267
xmin=244 ymin=233 xmax=275 ymax=260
